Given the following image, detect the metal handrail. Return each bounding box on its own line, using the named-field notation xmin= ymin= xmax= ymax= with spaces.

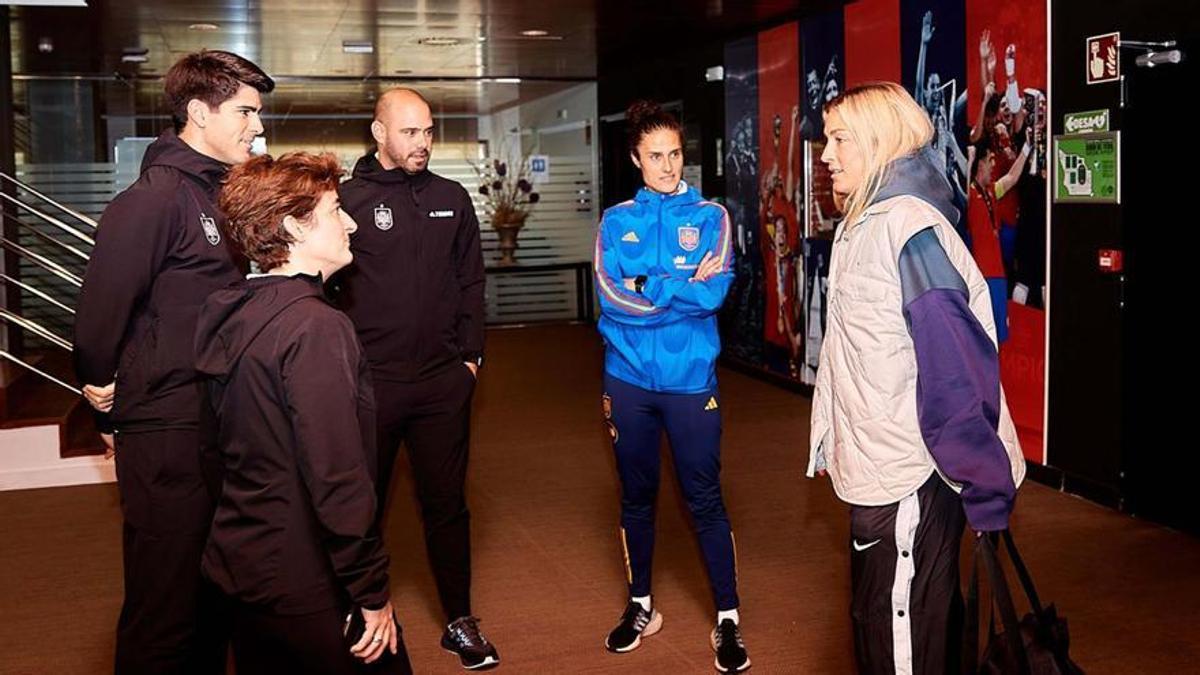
xmin=0 ymin=170 xmax=99 ymax=229
xmin=0 ymin=191 xmax=96 ymax=247
xmin=0 ymin=273 xmax=75 ymax=315
xmin=11 ymin=216 xmax=90 ymax=261
xmin=0 ymin=308 xmax=73 ymax=351
xmin=1 ymin=237 xmax=83 ymax=287
xmin=0 ymin=350 xmax=81 ymax=395
xmin=0 ymin=174 xmax=93 ymax=398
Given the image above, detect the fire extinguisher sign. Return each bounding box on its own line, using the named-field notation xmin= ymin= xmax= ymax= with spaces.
xmin=1087 ymin=32 xmax=1121 ymax=85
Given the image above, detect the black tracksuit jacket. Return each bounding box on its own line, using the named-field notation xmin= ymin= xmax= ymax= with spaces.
xmin=74 ymin=129 xmax=242 ymax=433
xmin=194 ymin=274 xmax=390 ymax=615
xmin=333 ymin=154 xmax=485 ymax=382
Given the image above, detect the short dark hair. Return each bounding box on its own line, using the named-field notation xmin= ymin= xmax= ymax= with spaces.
xmin=969 ymin=134 xmax=995 ymax=184
xmin=626 ymin=99 xmax=684 ymax=155
xmin=164 ymin=50 xmax=275 ymax=132
xmin=984 ymin=94 xmax=1001 ymax=120
xmin=219 ymin=152 xmax=344 ymax=272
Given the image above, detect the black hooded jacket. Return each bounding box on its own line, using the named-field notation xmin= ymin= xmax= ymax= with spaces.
xmin=333 ymin=154 xmax=485 ymax=382
xmin=74 ymin=129 xmax=243 ymax=433
xmin=194 ymin=274 xmax=389 ymax=614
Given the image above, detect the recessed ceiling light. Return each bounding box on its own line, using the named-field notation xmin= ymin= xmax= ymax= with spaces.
xmin=520 ymin=29 xmax=549 ymax=37
xmin=419 ymin=37 xmax=462 ymax=47
xmin=342 ymin=40 xmax=374 ymax=54
xmin=488 ymin=78 xmax=522 ymax=84
xmin=189 ymin=23 xmax=219 ymax=31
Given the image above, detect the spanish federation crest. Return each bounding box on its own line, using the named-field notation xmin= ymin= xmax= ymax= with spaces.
xmin=678 ymin=225 xmax=700 ymax=252
xmin=199 ymin=213 xmax=220 ymax=246
xmin=374 ymin=204 xmax=394 ymax=231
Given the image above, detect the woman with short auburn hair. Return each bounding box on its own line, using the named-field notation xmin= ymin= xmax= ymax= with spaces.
xmin=196 ymin=152 xmax=411 ymax=674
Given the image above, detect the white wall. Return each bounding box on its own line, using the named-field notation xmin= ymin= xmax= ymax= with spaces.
xmin=0 ymin=425 xmax=115 ymax=491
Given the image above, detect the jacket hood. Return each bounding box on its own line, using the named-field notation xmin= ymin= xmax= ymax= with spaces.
xmin=194 ymin=274 xmax=327 ymax=379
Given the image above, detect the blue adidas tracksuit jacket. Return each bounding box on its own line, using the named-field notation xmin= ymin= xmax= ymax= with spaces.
xmin=593 ymin=182 xmax=734 ymax=393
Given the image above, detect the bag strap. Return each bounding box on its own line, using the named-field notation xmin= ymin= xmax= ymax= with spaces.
xmin=1003 ymin=530 xmax=1079 ymax=674
xmin=978 ymin=534 xmax=1033 ymax=675
xmin=1001 ymin=529 xmax=1046 ymax=615
xmin=964 ymin=534 xmax=1004 ymax=674
xmin=963 ymin=545 xmax=982 ymax=674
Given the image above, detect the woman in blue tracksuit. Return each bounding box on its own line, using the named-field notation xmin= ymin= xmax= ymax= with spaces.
xmin=594 ymin=100 xmax=749 ymax=674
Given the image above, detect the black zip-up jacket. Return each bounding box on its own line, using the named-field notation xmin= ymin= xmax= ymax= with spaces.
xmin=334 ymin=154 xmax=485 ymax=382
xmin=194 ymin=274 xmax=389 ymax=615
xmin=74 ymin=129 xmax=242 ymax=433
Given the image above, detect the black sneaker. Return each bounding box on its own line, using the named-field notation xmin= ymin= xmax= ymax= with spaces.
xmin=441 ymin=616 xmax=499 ymax=670
xmin=711 ymin=619 xmax=750 ymax=673
xmin=605 ymin=600 xmax=663 ymax=653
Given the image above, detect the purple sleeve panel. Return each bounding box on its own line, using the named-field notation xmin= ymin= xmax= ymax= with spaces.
xmin=900 ymin=229 xmax=1016 ymax=531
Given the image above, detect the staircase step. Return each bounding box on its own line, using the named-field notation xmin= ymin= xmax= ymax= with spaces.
xmin=1 ymin=350 xmax=104 ymax=458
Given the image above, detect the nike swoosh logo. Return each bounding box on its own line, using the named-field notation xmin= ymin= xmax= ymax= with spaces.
xmin=852 ymin=539 xmax=881 ymax=552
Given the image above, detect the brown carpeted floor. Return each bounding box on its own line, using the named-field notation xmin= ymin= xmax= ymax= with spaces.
xmin=2 ymin=324 xmax=1198 ymax=673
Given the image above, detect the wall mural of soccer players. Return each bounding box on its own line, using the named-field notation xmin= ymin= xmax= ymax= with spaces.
xmin=801 ymin=7 xmax=846 ymax=143
xmin=797 ymin=8 xmax=846 ymax=384
xmin=902 ymin=0 xmax=971 ymax=239
xmin=720 ymin=35 xmax=766 ymax=367
xmin=965 ymin=0 xmax=1048 ymax=462
xmin=756 ymin=22 xmax=804 ymax=379
xmin=716 ymin=1 xmax=1051 ymax=461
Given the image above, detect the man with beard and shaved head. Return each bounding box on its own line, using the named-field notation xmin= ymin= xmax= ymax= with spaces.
xmin=334 ymin=88 xmax=496 ymax=671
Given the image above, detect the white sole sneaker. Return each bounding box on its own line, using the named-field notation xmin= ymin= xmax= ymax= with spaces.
xmin=606 ymin=609 xmax=664 ymax=653
xmin=464 ymin=655 xmax=499 ymax=670
xmin=713 ymin=655 xmax=752 ymax=673
xmin=711 ymin=627 xmax=751 ymax=672
xmin=441 ymin=647 xmax=500 ymax=671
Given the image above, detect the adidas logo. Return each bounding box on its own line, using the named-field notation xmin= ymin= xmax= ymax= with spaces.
xmin=621 ymin=231 xmax=640 ymax=243
xmin=704 ymin=396 xmax=719 ymax=411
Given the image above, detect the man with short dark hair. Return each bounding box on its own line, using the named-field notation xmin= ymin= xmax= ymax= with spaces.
xmin=74 ymin=49 xmax=274 ymax=674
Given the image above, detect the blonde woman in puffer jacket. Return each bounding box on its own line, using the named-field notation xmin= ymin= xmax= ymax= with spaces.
xmin=807 ymin=82 xmax=1026 ymax=675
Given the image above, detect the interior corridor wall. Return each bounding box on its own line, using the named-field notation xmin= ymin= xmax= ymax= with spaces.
xmin=715 ymin=1 xmax=1050 ymax=468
